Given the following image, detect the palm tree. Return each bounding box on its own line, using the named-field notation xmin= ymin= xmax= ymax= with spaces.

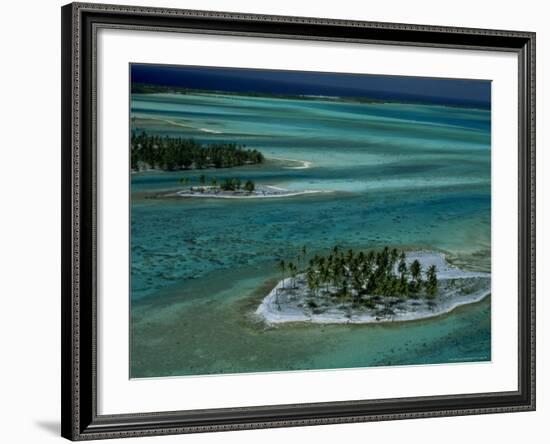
xmin=351 ymin=264 xmax=364 ymax=304
xmin=410 ymin=259 xmax=422 ymax=294
xmin=278 ymin=260 xmax=286 ymax=289
xmin=333 ymin=261 xmax=344 ymax=293
xmin=390 ymin=248 xmax=399 ymax=270
xmin=306 ymin=268 xmax=319 ymax=298
xmin=397 ymin=252 xmax=407 ymax=288
xmin=244 ymin=180 xmax=255 ymax=193
xmin=382 ymin=246 xmax=390 ymax=270
xmin=398 ymin=254 xmax=407 ymax=275
xmin=301 ymin=245 xmax=308 ymax=271
xmin=340 ymin=280 xmax=349 ymax=306
xmin=398 ymin=275 xmax=408 ymax=297
xmin=321 ymin=264 xmax=331 ymax=294
xmin=425 ymin=265 xmax=438 ymax=299
xmin=288 ymin=262 xmax=297 ymax=288
xmin=317 ymin=256 xmax=325 ymax=275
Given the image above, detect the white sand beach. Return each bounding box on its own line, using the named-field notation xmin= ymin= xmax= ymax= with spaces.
xmin=136 ymin=116 xmax=224 ymax=134
xmin=266 ymin=156 xmax=312 ymax=169
xmin=175 ymin=185 xmax=330 ymax=199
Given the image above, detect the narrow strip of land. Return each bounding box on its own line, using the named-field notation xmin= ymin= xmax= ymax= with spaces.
xmin=176 ymin=185 xmax=331 ymax=199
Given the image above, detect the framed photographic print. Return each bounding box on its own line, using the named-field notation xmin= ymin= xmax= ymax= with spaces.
xmin=61 ymin=2 xmax=536 ymax=440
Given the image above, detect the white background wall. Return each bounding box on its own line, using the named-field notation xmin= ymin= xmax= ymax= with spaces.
xmin=0 ymin=0 xmax=546 ymax=443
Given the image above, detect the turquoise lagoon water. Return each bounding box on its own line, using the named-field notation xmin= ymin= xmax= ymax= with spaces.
xmin=130 ymin=93 xmax=491 ymax=378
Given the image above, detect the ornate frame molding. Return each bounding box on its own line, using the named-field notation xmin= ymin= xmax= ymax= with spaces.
xmin=61 ymin=2 xmax=535 ymax=440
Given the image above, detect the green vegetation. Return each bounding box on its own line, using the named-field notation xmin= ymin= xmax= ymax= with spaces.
xmin=177 ymin=175 xmax=256 ymax=194
xmin=131 ymin=132 xmax=264 ymax=171
xmin=220 ymin=178 xmax=242 ymax=191
xmin=244 ymin=180 xmax=255 ymax=192
xmin=279 ymin=246 xmax=438 ymax=305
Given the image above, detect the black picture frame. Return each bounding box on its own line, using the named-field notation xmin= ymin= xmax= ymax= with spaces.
xmin=61 ymin=2 xmax=536 ymax=440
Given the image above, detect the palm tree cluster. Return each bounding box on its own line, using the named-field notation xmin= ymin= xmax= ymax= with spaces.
xmin=219 ymin=178 xmax=256 ymax=192
xmin=178 ymin=175 xmax=256 ymax=193
xmin=280 ymin=246 xmax=438 ymax=304
xmin=131 ymin=132 xmax=264 ymax=171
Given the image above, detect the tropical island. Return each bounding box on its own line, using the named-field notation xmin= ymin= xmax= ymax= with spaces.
xmin=131 ymin=132 xmax=264 ymax=171
xmin=131 ymin=133 xmax=327 ymax=200
xmin=174 ymin=175 xmax=330 ymax=199
xmin=256 ymin=246 xmax=490 ymax=324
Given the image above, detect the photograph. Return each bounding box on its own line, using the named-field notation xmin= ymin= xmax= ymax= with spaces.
xmin=129 ymin=64 xmax=492 ymax=379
